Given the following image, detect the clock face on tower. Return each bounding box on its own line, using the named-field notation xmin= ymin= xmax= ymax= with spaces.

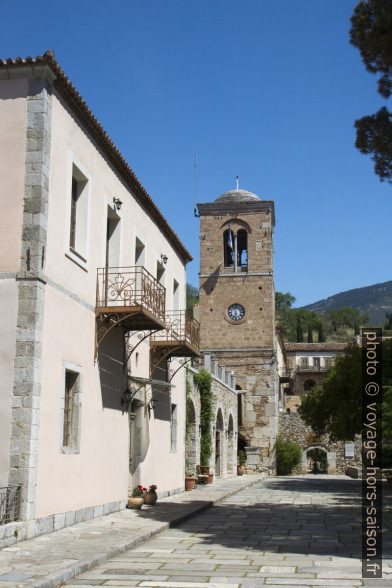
xmin=227 ymin=303 xmax=245 ymax=322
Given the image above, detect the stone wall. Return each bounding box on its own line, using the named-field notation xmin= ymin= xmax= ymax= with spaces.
xmin=278 ymin=413 xmax=362 ymax=474
xmin=187 ymin=362 xmax=237 ymax=478
xmin=215 ymin=350 xmax=278 ymax=474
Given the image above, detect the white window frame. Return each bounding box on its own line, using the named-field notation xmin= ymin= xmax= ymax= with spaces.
xmin=60 ymin=362 xmax=82 ymax=454
xmin=64 ymin=154 xmax=91 ymax=271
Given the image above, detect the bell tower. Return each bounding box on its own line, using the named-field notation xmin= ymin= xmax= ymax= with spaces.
xmin=197 ymin=186 xmax=278 ymax=473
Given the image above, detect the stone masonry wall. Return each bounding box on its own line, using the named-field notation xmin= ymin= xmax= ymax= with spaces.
xmin=278 ymin=413 xmax=362 ymax=474
xmin=187 ymin=366 xmax=237 ymax=478
xmin=9 ymin=73 xmax=53 ymax=520
xmin=216 ymin=351 xmax=278 ymax=474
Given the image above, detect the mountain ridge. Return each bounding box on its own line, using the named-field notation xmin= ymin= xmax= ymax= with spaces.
xmin=301 ymin=280 xmax=392 ymax=325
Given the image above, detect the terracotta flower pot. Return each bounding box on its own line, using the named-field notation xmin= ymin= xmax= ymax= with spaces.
xmin=185 ymin=476 xmax=196 ymax=491
xmin=144 ymin=491 xmax=158 ymax=505
xmin=207 ymin=473 xmax=214 ymax=484
xmin=200 ymin=466 xmax=209 ymax=475
xmin=237 ymin=465 xmax=244 ymax=476
xmin=128 ymin=496 xmax=144 ymax=509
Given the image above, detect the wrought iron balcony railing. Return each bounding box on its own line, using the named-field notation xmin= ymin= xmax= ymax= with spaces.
xmin=96 ymin=266 xmax=166 ymax=321
xmin=151 ymin=310 xmax=200 ymax=356
xmin=95 ymin=267 xmax=166 ymax=357
xmin=296 ymin=364 xmax=330 ymax=372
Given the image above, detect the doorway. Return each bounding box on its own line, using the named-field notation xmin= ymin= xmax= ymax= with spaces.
xmin=215 ymin=408 xmax=224 ymax=477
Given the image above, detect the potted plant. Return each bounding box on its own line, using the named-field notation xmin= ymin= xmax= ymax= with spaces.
xmin=144 ymin=484 xmax=158 ymax=505
xmin=185 ymin=468 xmax=197 ymax=491
xmin=207 ymin=471 xmax=214 ymax=484
xmin=128 ymin=485 xmax=146 ymax=509
xmin=237 ymin=449 xmax=246 ymax=476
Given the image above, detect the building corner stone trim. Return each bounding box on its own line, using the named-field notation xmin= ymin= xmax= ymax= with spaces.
xmin=8 ymin=78 xmax=53 ymax=520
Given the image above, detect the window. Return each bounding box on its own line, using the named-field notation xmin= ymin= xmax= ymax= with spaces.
xmin=313 ymin=357 xmax=320 ymax=368
xmin=173 ymin=279 xmax=179 ymax=311
xmin=62 ymin=368 xmax=81 ymax=453
xmin=345 ymin=442 xmax=355 ymax=458
xmin=304 ymin=379 xmax=316 ymax=392
xmin=170 ymin=403 xmax=177 ymax=452
xmin=223 ymin=229 xmax=235 ymax=267
xmin=157 ymin=260 xmax=165 ymax=285
xmin=68 ymin=164 xmax=89 ymax=261
xmin=301 ymin=357 xmax=309 ymax=368
xmin=223 ymin=227 xmax=248 ymax=271
xmin=237 ymin=229 xmax=248 ymax=268
xmin=236 ymin=386 xmax=243 ymax=427
xmin=135 ymin=237 xmax=145 ymax=266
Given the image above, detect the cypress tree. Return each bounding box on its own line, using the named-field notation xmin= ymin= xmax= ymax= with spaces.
xmin=296 ymin=318 xmax=304 ymax=342
xmin=318 ymin=322 xmax=325 ymax=343
xmin=307 ymin=326 xmax=313 ymax=343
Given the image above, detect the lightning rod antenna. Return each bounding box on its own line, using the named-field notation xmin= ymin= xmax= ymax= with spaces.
xmin=194 ymin=155 xmax=200 ymax=217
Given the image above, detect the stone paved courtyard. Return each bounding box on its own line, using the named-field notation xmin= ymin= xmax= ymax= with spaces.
xmin=65 ymin=475 xmax=392 ymax=588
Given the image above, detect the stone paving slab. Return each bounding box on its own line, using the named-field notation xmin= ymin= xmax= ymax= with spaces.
xmin=0 ymin=475 xmax=264 ymax=588
xmin=65 ymin=475 xmax=392 ymax=588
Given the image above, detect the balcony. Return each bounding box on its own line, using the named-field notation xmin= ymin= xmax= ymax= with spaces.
xmin=296 ymin=364 xmax=329 ymax=373
xmin=279 ymin=368 xmax=294 ymax=383
xmin=95 ymin=267 xmax=166 ymax=354
xmin=151 ymin=310 xmax=200 ymax=358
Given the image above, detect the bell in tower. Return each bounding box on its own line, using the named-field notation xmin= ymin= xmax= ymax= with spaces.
xmin=197 ymin=183 xmax=278 ymax=473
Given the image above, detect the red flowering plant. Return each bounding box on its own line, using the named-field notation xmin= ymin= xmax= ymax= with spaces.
xmin=132 ymin=484 xmax=147 ymax=497
xmin=148 ymin=484 xmax=157 ymax=493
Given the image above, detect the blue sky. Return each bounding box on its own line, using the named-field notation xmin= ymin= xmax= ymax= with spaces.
xmin=2 ymin=0 xmax=391 ymax=306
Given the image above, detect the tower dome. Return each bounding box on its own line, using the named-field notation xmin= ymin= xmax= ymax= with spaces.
xmin=214 ymin=188 xmax=260 ymax=203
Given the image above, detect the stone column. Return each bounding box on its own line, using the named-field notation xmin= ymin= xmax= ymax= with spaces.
xmin=9 ymin=73 xmax=53 ymax=520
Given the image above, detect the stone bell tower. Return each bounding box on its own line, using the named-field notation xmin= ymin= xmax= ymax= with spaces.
xmin=197 ymin=186 xmax=278 ymax=473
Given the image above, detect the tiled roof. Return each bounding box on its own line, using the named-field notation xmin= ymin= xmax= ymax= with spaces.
xmin=284 ymin=342 xmax=349 ymax=352
xmin=0 ymin=51 xmax=192 ymax=264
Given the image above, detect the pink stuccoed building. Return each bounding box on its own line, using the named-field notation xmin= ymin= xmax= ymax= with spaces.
xmin=0 ymin=51 xmax=200 ymax=543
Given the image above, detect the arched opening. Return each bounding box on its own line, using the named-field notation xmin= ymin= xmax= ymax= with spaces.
xmin=227 ymin=414 xmax=235 ymax=475
xmin=237 ymin=229 xmax=248 ymax=269
xmin=306 ymin=447 xmax=328 ymax=474
xmin=223 ymin=229 xmax=235 ymax=267
xmin=185 ymin=399 xmax=197 ymax=476
xmin=236 ymin=385 xmax=243 ymax=426
xmin=215 ymin=408 xmax=224 ymax=476
xmin=304 ymin=379 xmax=317 ymax=392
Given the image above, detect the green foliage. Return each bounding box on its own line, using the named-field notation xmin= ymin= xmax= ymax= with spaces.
xmin=350 ymin=0 xmax=392 ymax=99
xmin=325 ymin=307 xmax=369 ymax=332
xmin=354 ymin=107 xmax=392 ymax=181
xmin=350 ymin=1 xmax=392 ymax=182
xmin=276 ymin=436 xmax=302 ymax=475
xmin=299 ymin=340 xmax=392 ymax=459
xmin=194 ymin=369 xmax=213 ymax=466
xmin=307 ymin=448 xmax=328 ymax=473
xmin=296 ymin=317 xmax=304 ymax=342
xmin=185 ymin=372 xmax=192 ymax=442
xmin=237 ymin=449 xmax=247 ymax=465
xmin=318 ymin=322 xmax=325 ymax=343
xmin=385 ymin=312 xmax=392 ymax=330
xmin=275 ymin=291 xmax=296 ymax=311
xmin=186 ymin=283 xmax=199 ymax=316
xmin=277 ymin=300 xmax=370 ymax=343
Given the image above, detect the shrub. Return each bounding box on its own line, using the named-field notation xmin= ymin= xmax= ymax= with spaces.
xmin=276 ymin=436 xmax=302 ymax=475
xmin=194 ymin=369 xmax=213 ymax=466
